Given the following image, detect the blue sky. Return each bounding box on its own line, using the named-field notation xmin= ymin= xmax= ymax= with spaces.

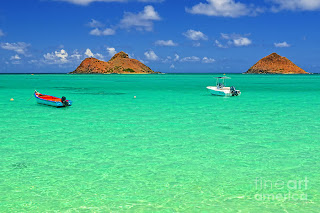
xmin=0 ymin=0 xmax=319 ymax=73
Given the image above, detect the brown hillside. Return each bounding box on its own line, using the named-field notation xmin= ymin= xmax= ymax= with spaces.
xmin=244 ymin=53 xmax=308 ymax=74
xmin=70 ymin=51 xmax=157 ymax=74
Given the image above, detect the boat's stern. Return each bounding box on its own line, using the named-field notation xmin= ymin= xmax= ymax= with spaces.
xmin=235 ymin=90 xmax=241 ymax=96
xmin=57 ymin=100 xmax=72 ymax=107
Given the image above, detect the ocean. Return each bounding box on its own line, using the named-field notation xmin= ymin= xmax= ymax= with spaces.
xmin=0 ymin=74 xmax=319 ymax=212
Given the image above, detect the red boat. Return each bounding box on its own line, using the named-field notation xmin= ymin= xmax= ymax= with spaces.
xmin=34 ymin=90 xmax=72 ymax=107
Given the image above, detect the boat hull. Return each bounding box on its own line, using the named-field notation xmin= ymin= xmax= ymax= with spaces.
xmin=206 ymin=86 xmax=241 ymax=97
xmin=208 ymin=89 xmax=231 ymax=96
xmin=34 ymin=92 xmax=72 ymax=107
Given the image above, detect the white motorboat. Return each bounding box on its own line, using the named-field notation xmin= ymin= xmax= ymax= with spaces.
xmin=207 ymin=77 xmax=241 ymax=97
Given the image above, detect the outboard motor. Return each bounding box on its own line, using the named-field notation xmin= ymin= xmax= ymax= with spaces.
xmin=230 ymin=86 xmax=239 ymax=96
xmin=61 ymin=96 xmax=69 ymax=106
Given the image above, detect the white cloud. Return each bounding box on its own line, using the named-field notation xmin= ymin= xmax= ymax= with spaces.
xmin=87 ymin=19 xmax=104 ymax=28
xmin=120 ymin=5 xmax=161 ymax=31
xmin=180 ymin=56 xmax=200 ymax=62
xmin=0 ymin=29 xmax=5 ymax=37
xmin=202 ymin=57 xmax=215 ymax=63
xmin=84 ymin=48 xmax=105 ymax=59
xmin=0 ymin=42 xmax=30 ymax=55
xmin=183 ymin=29 xmax=208 ymax=41
xmin=174 ymin=54 xmax=180 ymax=61
xmin=128 ymin=53 xmax=135 ymax=58
xmin=233 ymin=37 xmax=252 ymax=46
xmin=11 ymin=60 xmax=21 ymax=65
xmin=162 ymin=56 xmax=172 ymax=63
xmin=95 ymin=53 xmax=105 ymax=60
xmin=193 ymin=42 xmax=201 ymax=47
xmin=107 ymin=47 xmax=117 ymax=56
xmin=70 ymin=50 xmax=82 ymax=60
xmin=87 ymin=19 xmax=115 ymax=36
xmin=217 ymin=33 xmax=252 ymax=47
xmin=42 ymin=48 xmax=105 ymax=64
xmin=274 ymin=41 xmax=291 ymax=47
xmin=10 ymin=55 xmax=21 ymax=60
xmin=215 ymin=40 xmax=227 ymax=48
xmin=138 ymin=58 xmax=147 ymax=64
xmin=155 ymin=40 xmax=178 ymax=46
xmin=186 ymin=0 xmax=259 ymax=18
xmin=28 ymin=60 xmax=38 ymax=64
xmin=46 ymin=0 xmax=320 ymax=13
xmin=56 ymin=0 xmax=164 ymax=5
xmin=89 ymin=28 xmax=102 ymax=36
xmin=144 ymin=50 xmax=159 ymax=60
xmin=89 ymin=28 xmax=115 ymax=36
xmin=271 ymin=0 xmax=320 ymax=11
xmin=43 ymin=49 xmax=69 ymax=64
xmin=221 ymin=33 xmax=231 ymax=40
xmin=170 ymin=64 xmax=175 ymax=69
xmin=85 ymin=48 xmax=94 ymax=57
xmin=56 ymin=0 xmax=126 ymax=6
xmin=138 ymin=0 xmax=164 ymax=2
xmin=102 ymin=28 xmax=116 ymax=35
xmin=55 ymin=49 xmax=68 ymax=61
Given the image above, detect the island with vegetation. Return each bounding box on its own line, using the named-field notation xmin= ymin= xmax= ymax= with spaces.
xmin=70 ymin=51 xmax=159 ymax=74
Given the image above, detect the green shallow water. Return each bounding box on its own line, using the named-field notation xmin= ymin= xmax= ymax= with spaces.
xmin=0 ymin=74 xmax=319 ymax=212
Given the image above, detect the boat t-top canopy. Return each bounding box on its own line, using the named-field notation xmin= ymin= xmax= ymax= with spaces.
xmin=214 ymin=76 xmax=230 ymax=87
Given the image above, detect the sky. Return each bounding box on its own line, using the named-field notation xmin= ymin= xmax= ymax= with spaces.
xmin=0 ymin=0 xmax=320 ymax=73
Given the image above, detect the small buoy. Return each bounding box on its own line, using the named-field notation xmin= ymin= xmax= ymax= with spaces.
xmin=10 ymin=98 xmax=14 ymax=101
xmin=31 ymin=74 xmax=34 ymax=75
xmin=134 ymin=96 xmax=136 ymax=99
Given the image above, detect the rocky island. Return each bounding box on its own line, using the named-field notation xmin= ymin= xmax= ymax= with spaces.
xmin=70 ymin=51 xmax=158 ymax=74
xmin=244 ymin=53 xmax=308 ymax=74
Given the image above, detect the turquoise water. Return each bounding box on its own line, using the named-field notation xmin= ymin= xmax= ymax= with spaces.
xmin=0 ymin=74 xmax=319 ymax=212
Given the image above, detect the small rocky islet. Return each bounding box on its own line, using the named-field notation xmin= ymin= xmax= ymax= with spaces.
xmin=70 ymin=51 xmax=159 ymax=74
xmin=244 ymin=53 xmax=308 ymax=74
xmin=71 ymin=51 xmax=308 ymax=74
